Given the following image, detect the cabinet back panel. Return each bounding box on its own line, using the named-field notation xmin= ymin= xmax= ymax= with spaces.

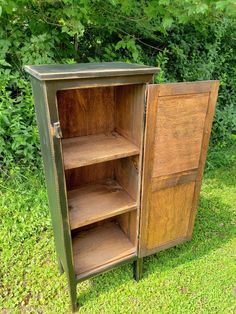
xmin=72 ymin=213 xmax=137 ymax=246
xmin=57 ymin=86 xmax=115 ymax=138
xmin=65 ymin=157 xmax=139 ymax=197
xmin=65 ymin=161 xmax=115 ymax=190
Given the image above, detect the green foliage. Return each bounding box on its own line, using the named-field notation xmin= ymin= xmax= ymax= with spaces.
xmin=206 ymin=142 xmax=236 ymax=171
xmin=0 ymin=70 xmax=40 ymax=167
xmin=1 ymin=150 xmax=236 ymax=312
xmin=0 ymin=0 xmax=235 ymax=167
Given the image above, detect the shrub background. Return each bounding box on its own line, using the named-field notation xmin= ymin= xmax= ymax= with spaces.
xmin=0 ymin=0 xmax=235 ymax=168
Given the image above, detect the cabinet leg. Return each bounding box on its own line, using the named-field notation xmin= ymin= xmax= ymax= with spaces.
xmin=69 ymin=281 xmax=78 ymax=312
xmin=57 ymin=256 xmax=64 ymax=275
xmin=133 ymin=257 xmax=143 ymax=281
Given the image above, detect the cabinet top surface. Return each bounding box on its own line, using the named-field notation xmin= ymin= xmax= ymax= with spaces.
xmin=24 ymin=62 xmax=159 ymax=81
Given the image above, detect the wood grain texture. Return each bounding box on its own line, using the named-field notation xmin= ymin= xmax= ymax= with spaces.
xmin=115 ymin=156 xmax=139 ymax=200
xmin=62 ymin=132 xmax=139 ymax=169
xmin=138 ymin=84 xmax=159 ymax=256
xmin=72 ymin=221 xmax=135 ymax=275
xmin=152 ymin=93 xmax=209 ymax=177
xmin=158 ymin=81 xmax=213 ymax=96
xmin=114 ymin=84 xmax=146 ymax=249
xmin=141 ymin=236 xmax=189 ymax=257
xmin=68 ymin=179 xmax=137 ymax=229
xmin=187 ymin=80 xmax=219 ymax=237
xmin=65 ymin=157 xmax=139 ymax=196
xmin=151 ymin=169 xmax=198 ymax=191
xmin=146 ymin=182 xmax=195 ymax=250
xmin=76 ymin=254 xmax=136 ymax=282
xmin=117 ymin=211 xmax=137 ymax=245
xmin=58 ymin=84 xmax=145 ymax=143
xmin=65 ymin=161 xmax=114 ymax=191
xmin=115 ymin=84 xmax=145 ymax=147
xmin=57 ymin=86 xmax=115 ymax=138
xmin=139 ymin=81 xmax=219 ymax=257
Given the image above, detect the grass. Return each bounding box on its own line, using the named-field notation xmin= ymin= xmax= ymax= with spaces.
xmin=1 ymin=148 xmax=236 ymax=314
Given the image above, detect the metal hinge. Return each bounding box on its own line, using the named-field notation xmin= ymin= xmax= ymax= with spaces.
xmin=53 ymin=122 xmax=62 ymax=139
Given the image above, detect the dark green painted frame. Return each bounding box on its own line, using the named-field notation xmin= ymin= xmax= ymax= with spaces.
xmin=29 ymin=70 xmax=157 ymax=311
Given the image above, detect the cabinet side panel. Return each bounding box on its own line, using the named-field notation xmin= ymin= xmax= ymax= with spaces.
xmin=115 ymin=156 xmax=139 ymax=200
xmin=115 ymin=84 xmax=146 ymax=147
xmin=31 ymin=78 xmax=69 ymax=269
xmin=117 ymin=211 xmax=137 ymax=246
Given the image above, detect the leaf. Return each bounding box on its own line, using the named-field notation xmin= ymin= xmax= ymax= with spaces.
xmin=215 ymin=1 xmax=228 ymax=10
xmin=162 ymin=17 xmax=173 ymax=29
xmin=0 ymin=59 xmax=11 ymax=67
xmin=196 ymin=3 xmax=209 ymax=14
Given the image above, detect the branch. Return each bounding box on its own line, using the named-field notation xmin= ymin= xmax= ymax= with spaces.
xmin=116 ymin=28 xmax=163 ymax=51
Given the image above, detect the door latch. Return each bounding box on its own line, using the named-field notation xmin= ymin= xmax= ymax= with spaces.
xmin=53 ymin=122 xmax=62 ymax=139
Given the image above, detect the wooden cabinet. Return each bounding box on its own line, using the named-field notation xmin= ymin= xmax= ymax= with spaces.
xmin=25 ymin=62 xmax=219 ymax=311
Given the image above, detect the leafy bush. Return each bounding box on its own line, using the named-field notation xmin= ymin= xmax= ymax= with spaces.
xmin=0 ymin=0 xmax=235 ymax=167
xmin=0 ymin=70 xmax=40 ymax=167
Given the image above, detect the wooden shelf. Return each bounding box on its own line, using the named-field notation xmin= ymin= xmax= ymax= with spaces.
xmin=62 ymin=132 xmax=139 ymax=170
xmin=68 ymin=179 xmax=137 ymax=230
xmin=72 ymin=221 xmax=136 ymax=277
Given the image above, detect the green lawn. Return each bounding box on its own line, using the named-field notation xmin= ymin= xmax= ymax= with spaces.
xmin=1 ymin=150 xmax=236 ymax=314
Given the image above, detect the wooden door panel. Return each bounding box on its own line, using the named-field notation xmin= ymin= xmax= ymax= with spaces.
xmin=146 ymin=182 xmax=195 ymax=253
xmin=139 ymin=81 xmax=219 ymax=257
xmin=153 ymin=93 xmax=208 ymax=177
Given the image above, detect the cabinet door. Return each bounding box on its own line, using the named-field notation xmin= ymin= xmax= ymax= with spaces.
xmin=139 ymin=81 xmax=219 ymax=257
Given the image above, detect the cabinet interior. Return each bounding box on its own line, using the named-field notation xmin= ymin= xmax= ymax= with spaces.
xmin=71 ymin=213 xmax=137 ymax=279
xmin=56 ymin=84 xmax=145 ymax=278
